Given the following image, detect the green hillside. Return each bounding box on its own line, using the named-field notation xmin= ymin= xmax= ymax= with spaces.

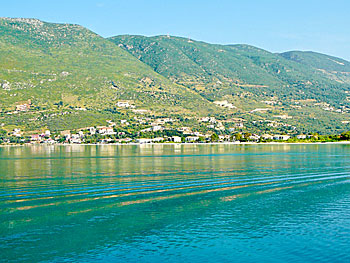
xmin=280 ymin=51 xmax=350 ymax=84
xmin=1 ymin=18 xmax=350 ymax=135
xmin=0 ymin=18 xmax=216 ymax=132
xmin=110 ymin=35 xmax=350 ymax=133
xmin=110 ymin=35 xmax=349 ymax=104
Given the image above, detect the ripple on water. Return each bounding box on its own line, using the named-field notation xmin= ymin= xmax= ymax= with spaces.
xmin=0 ymin=144 xmax=350 ymax=263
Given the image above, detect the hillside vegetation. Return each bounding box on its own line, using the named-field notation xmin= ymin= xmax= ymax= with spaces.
xmin=110 ymin=35 xmax=350 ymax=133
xmin=0 ymin=18 xmax=215 ymax=131
xmin=1 ymin=18 xmax=350 ymax=134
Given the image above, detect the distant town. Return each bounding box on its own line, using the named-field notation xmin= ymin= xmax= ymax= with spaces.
xmin=1 ymin=104 xmax=350 ymax=145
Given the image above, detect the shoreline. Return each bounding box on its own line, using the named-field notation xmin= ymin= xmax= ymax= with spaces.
xmin=1 ymin=141 xmax=350 ymax=147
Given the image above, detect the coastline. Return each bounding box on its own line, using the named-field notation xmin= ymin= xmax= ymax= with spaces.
xmin=1 ymin=141 xmax=350 ymax=147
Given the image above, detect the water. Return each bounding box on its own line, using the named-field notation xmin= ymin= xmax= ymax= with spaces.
xmin=0 ymin=144 xmax=349 ymax=262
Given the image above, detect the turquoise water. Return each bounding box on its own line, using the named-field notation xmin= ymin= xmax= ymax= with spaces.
xmin=0 ymin=144 xmax=350 ymax=262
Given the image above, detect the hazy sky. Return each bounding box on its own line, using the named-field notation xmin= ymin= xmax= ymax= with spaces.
xmin=1 ymin=0 xmax=350 ymax=60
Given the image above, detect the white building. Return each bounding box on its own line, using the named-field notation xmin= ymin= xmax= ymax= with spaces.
xmin=136 ymin=138 xmax=153 ymax=144
xmin=89 ymin=127 xmax=96 ymax=135
xmin=152 ymin=137 xmax=164 ymax=142
xmin=248 ymin=134 xmax=261 ymax=141
xmin=152 ymin=125 xmax=163 ymax=132
xmin=12 ymin=128 xmax=21 ymax=137
xmin=117 ymin=101 xmax=131 ymax=107
xmin=70 ymin=134 xmax=82 ymax=144
xmin=120 ymin=119 xmax=129 ymax=125
xmin=140 ymin=127 xmax=153 ymax=133
xmin=98 ymin=127 xmax=116 ymax=135
xmin=185 ymin=136 xmax=199 ymax=142
xmin=117 ymin=101 xmax=135 ymax=108
xmin=273 ymin=135 xmax=291 ymax=141
xmin=215 ymin=123 xmax=225 ymax=131
xmin=171 ymin=136 xmax=182 ymax=143
xmin=261 ymin=134 xmax=274 ymax=140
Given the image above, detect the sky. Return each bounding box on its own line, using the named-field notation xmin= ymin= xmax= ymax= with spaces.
xmin=1 ymin=0 xmax=350 ymax=60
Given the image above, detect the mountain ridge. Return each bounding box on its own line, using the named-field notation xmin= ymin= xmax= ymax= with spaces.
xmin=1 ymin=17 xmax=350 ymax=134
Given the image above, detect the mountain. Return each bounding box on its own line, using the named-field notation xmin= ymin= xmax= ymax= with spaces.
xmin=1 ymin=18 xmax=350 ymax=134
xmin=280 ymin=51 xmax=350 ymax=84
xmin=110 ymin=35 xmax=350 ymax=133
xmin=0 ymin=18 xmax=215 ymax=132
xmin=110 ymin=35 xmax=349 ymax=104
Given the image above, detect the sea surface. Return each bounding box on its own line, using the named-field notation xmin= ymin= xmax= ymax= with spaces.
xmin=0 ymin=144 xmax=350 ymax=262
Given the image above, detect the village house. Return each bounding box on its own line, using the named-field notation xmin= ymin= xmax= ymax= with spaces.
xmin=70 ymin=134 xmax=82 ymax=144
xmin=185 ymin=136 xmax=199 ymax=142
xmin=16 ymin=101 xmax=31 ymax=112
xmin=120 ymin=120 xmax=129 ymax=125
xmin=297 ymin=135 xmax=307 ymax=139
xmin=89 ymin=127 xmax=96 ymax=135
xmin=132 ymin=109 xmax=148 ymax=114
xmin=136 ymin=138 xmax=153 ymax=144
xmin=43 ymin=138 xmax=55 ymax=144
xmin=262 ymin=100 xmax=277 ymax=105
xmin=30 ymin=134 xmax=41 ymax=142
xmin=199 ymin=117 xmax=210 ymax=122
xmin=273 ymin=135 xmax=291 ymax=141
xmin=209 ymin=117 xmax=217 ymax=123
xmin=261 ymin=134 xmax=274 ymax=140
xmin=100 ymin=138 xmax=114 ymax=144
xmin=171 ymin=136 xmax=182 ymax=143
xmin=98 ymin=127 xmax=116 ymax=135
xmin=250 ymin=108 xmax=271 ymax=113
xmin=274 ymin=114 xmax=292 ymax=119
xmin=224 ymin=135 xmax=232 ymax=141
xmin=74 ymin=107 xmax=87 ymax=111
xmin=106 ymin=120 xmax=116 ymax=127
xmin=152 ymin=137 xmax=164 ymax=143
xmin=116 ymin=101 xmax=135 ymax=108
xmin=215 ymin=122 xmax=225 ymax=131
xmin=60 ymin=130 xmax=71 ymax=140
xmin=140 ymin=127 xmax=153 ymax=133
xmin=151 ymin=125 xmax=163 ymax=132
xmin=12 ymin=128 xmax=22 ymax=137
xmin=248 ymin=134 xmax=261 ymax=141
xmin=218 ymin=135 xmax=225 ymax=141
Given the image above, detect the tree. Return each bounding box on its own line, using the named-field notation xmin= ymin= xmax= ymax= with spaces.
xmin=340 ymin=131 xmax=350 ymax=140
xmin=198 ymin=136 xmax=205 ymax=142
xmin=234 ymin=133 xmax=243 ymax=141
xmin=211 ymin=133 xmax=219 ymax=142
xmin=0 ymin=129 xmax=7 ymax=136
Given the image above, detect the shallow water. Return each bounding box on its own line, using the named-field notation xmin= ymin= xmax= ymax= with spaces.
xmin=0 ymin=144 xmax=350 ymax=262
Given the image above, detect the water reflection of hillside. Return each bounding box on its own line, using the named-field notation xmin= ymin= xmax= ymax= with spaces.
xmin=0 ymin=144 xmax=348 ymax=182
